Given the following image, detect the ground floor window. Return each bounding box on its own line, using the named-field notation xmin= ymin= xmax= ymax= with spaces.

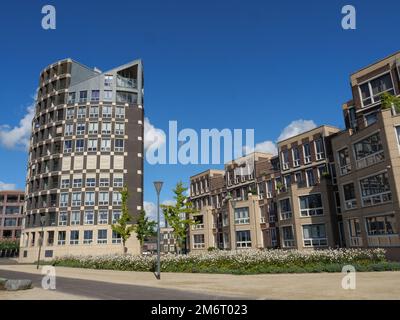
xmin=236 ymin=230 xmax=251 ymax=248
xmin=193 ymin=234 xmax=205 ymax=249
xmin=282 ymin=226 xmax=295 ymax=247
xmin=302 ymin=224 xmax=327 ymax=247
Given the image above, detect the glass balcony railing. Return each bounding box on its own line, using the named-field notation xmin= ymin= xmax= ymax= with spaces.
xmin=116 ymin=75 xmax=137 ymax=89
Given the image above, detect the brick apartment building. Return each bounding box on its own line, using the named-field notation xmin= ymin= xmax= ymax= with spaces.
xmin=0 ymin=190 xmax=24 ymax=240
xmin=188 ymin=51 xmax=400 ymax=259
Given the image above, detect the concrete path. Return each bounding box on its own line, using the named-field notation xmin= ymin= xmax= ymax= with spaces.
xmin=0 ymin=264 xmax=399 ymax=299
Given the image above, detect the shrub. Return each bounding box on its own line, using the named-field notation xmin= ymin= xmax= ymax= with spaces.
xmin=50 ymin=248 xmax=396 ymax=274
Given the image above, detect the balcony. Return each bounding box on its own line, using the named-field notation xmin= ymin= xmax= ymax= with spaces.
xmin=116 ymin=75 xmax=137 ymax=89
xmin=350 ymin=236 xmax=363 ymax=247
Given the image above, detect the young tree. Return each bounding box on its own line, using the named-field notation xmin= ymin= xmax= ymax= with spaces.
xmin=111 ymin=187 xmax=135 ymax=254
xmin=134 ymin=210 xmax=157 ymax=254
xmin=161 ymin=182 xmax=198 ymax=254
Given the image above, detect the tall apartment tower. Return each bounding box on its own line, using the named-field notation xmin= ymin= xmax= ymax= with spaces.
xmin=20 ymin=59 xmax=144 ymax=262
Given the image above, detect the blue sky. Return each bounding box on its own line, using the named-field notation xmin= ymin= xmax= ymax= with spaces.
xmin=0 ymin=0 xmax=399 ymax=216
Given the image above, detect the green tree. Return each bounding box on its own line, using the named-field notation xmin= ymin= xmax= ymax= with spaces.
xmin=161 ymin=182 xmax=198 ymax=254
xmin=134 ymin=210 xmax=157 ymax=254
xmin=381 ymin=92 xmax=400 ymax=112
xmin=111 ymin=187 xmax=135 ymax=254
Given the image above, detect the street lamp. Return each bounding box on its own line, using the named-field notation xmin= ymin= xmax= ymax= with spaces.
xmin=153 ymin=181 xmax=163 ymax=280
xmin=37 ymin=215 xmax=46 ymax=270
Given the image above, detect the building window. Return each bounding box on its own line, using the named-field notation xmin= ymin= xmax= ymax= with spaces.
xmin=366 ymin=215 xmax=397 ymax=236
xmin=79 ymin=91 xmax=88 ymax=103
xmin=112 ymin=231 xmax=122 ymax=244
xmin=88 ymin=139 xmax=97 ymax=152
xmin=71 ymin=211 xmax=80 ymax=225
xmin=91 ymin=90 xmax=100 ymax=102
xmin=85 ymin=192 xmax=95 ymax=206
xmin=115 ymin=123 xmax=124 ymax=135
xmin=59 ymin=193 xmax=68 ymax=207
xmin=65 ymin=124 xmax=73 ymax=136
xmin=302 ymin=224 xmax=327 ymax=247
xmin=68 ymin=92 xmax=76 ymax=104
xmin=57 ymin=231 xmax=66 ymax=245
xmin=113 ymin=192 xmax=122 ymax=205
xmin=279 ymin=198 xmax=292 ymax=220
xmin=236 ymin=231 xmax=251 ymax=248
xmin=84 ymin=211 xmax=94 ymax=225
xmin=101 ymin=139 xmax=111 ymax=151
xmin=61 ymin=179 xmax=70 ymax=189
xmin=59 ymin=212 xmax=67 ymax=226
xmin=360 ymin=172 xmax=391 ymax=207
xmin=66 ymin=108 xmax=74 ymax=120
xmin=73 ymin=178 xmax=82 ymax=188
xmin=77 ymin=106 xmax=86 ymax=119
xmin=115 ymin=107 xmax=125 ymax=119
xmin=99 ymin=192 xmax=109 ymax=205
xmin=75 ymin=139 xmax=84 ymax=152
xmin=88 ymin=122 xmax=98 ymax=134
xmin=64 ymin=140 xmax=72 ymax=153
xmin=234 ymin=207 xmax=249 ymax=224
xmin=281 ymin=150 xmax=289 ymax=170
xmin=113 ymin=177 xmax=123 ymax=187
xmin=85 ymin=178 xmax=95 ymax=188
xmin=306 ymin=169 xmax=316 ymax=187
xmin=98 ymin=210 xmax=108 ymax=224
xmin=83 ymin=230 xmax=93 ymax=244
xmin=72 ymin=192 xmax=81 ymax=206
xmin=97 ymin=230 xmax=108 ymax=244
xmin=112 ymin=211 xmax=121 ymax=224
xmin=192 ymin=234 xmax=205 ymax=249
xmin=70 ymin=230 xmax=79 ymax=245
xmin=343 ymin=183 xmax=357 ymax=210
xmin=282 ymin=226 xmax=295 ymax=248
xmin=359 ymin=73 xmax=394 ymax=108
xmin=303 ymin=143 xmax=311 ymax=164
xmin=104 ymin=75 xmax=113 ymax=87
xmin=299 ymin=194 xmax=323 ymax=217
xmin=102 ymin=122 xmax=112 ymax=134
xmin=338 ymin=148 xmax=351 ymax=175
xmin=284 ymin=175 xmax=291 ymax=188
xmin=292 ymin=147 xmax=300 ymax=167
xmin=104 ymin=91 xmax=113 ymax=101
xmin=76 ymin=123 xmax=85 ymax=135
xmin=314 ymin=139 xmax=325 ymax=160
xmin=353 ymin=132 xmax=384 ymax=169
xmin=89 ymin=106 xmax=99 ymax=118
xmin=115 ymin=139 xmax=124 ymax=152
xmin=99 ymin=177 xmax=109 ymax=187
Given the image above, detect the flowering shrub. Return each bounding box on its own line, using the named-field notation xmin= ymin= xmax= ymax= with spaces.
xmin=51 ymin=248 xmax=392 ymax=274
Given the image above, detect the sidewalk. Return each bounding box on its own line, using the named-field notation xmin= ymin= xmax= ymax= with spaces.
xmin=0 ymin=264 xmax=399 ymax=299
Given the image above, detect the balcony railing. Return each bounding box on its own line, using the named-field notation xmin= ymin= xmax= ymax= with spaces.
xmin=350 ymin=236 xmax=363 ymax=247
xmin=340 ymin=164 xmax=351 ymax=176
xmin=116 ymin=75 xmax=137 ymax=89
xmin=362 ymin=191 xmax=391 ymax=207
xmin=192 ymin=224 xmax=204 ymax=230
xmin=193 ymin=243 xmax=205 ymax=249
xmin=303 ymin=238 xmax=328 ymax=247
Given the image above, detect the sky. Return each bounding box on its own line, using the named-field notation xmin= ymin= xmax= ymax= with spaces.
xmin=0 ymin=0 xmax=399 ymax=219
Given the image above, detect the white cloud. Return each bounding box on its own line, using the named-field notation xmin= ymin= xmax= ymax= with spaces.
xmin=0 ymin=182 xmax=16 ymax=191
xmin=0 ymin=103 xmax=35 ymax=151
xmin=277 ymin=119 xmax=317 ymax=142
xmin=244 ymin=140 xmax=278 ymax=156
xmin=144 ymin=117 xmax=166 ymax=151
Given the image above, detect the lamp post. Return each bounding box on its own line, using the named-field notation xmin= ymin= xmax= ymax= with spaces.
xmin=37 ymin=215 xmax=46 ymax=270
xmin=153 ymin=181 xmax=163 ymax=280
